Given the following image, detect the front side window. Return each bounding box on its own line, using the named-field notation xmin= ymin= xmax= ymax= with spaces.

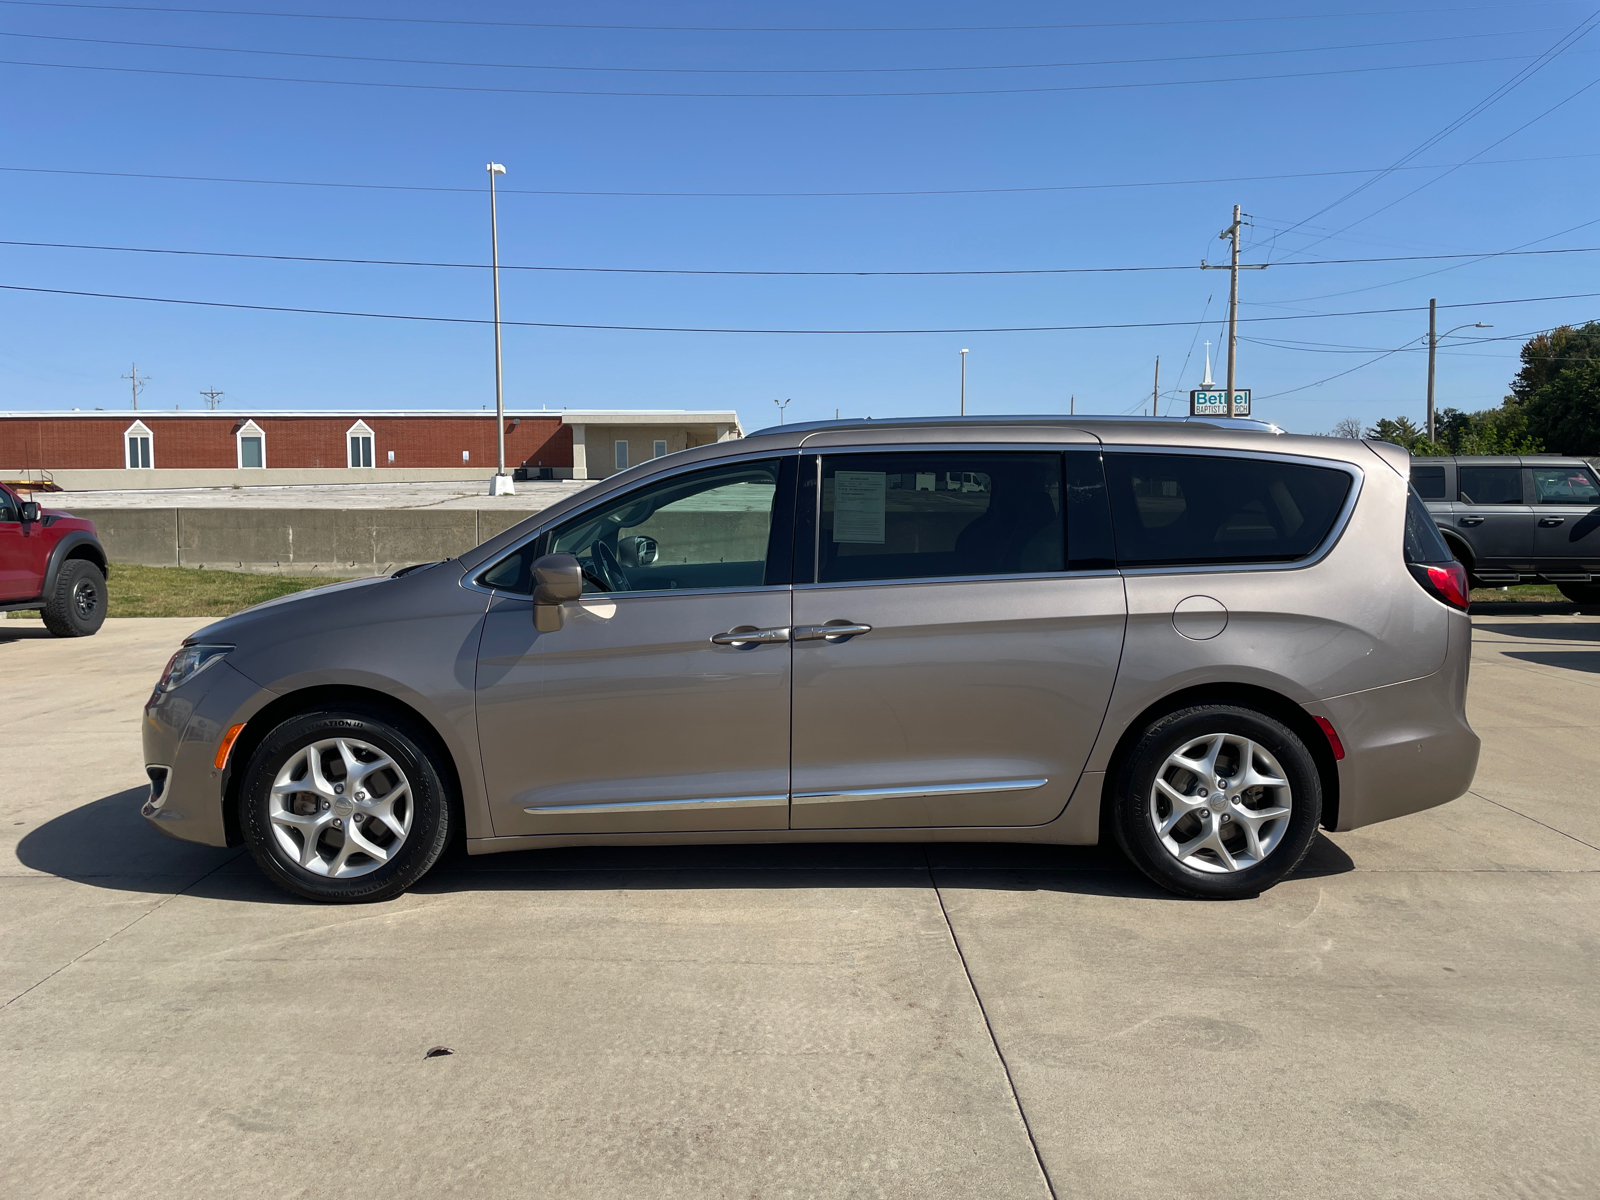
xmin=0 ymin=487 xmax=17 ymax=522
xmin=1531 ymin=465 xmax=1600 ymax=505
xmin=1105 ymin=452 xmax=1353 ymax=568
xmin=1410 ymin=464 xmax=1446 ymax=500
xmin=1457 ymin=466 xmax=1522 ymax=505
xmin=809 ymin=452 xmax=1064 ymax=584
xmin=480 ymin=458 xmax=789 ymax=595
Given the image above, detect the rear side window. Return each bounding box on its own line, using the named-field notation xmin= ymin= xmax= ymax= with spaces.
xmin=1104 ymin=452 xmax=1353 ymax=568
xmin=810 ymin=451 xmax=1063 ymax=584
xmin=1531 ymin=465 xmax=1600 ymax=505
xmin=1404 ymin=488 xmax=1454 ymax=565
xmin=1411 ymin=463 xmax=1446 ymax=500
xmin=1457 ymin=466 xmax=1522 ymax=505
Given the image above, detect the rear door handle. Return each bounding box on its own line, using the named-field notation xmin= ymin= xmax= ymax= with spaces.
xmin=710 ymin=626 xmax=790 ymax=646
xmin=1539 ymin=517 xmax=1566 ymax=527
xmin=1458 ymin=516 xmax=1485 ymax=526
xmin=793 ymin=622 xmax=873 ymax=642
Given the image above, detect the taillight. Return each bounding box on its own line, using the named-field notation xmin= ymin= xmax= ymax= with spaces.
xmin=1408 ymin=561 xmax=1469 ymax=611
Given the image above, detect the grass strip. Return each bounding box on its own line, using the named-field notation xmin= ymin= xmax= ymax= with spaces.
xmin=6 ymin=562 xmax=357 ymax=619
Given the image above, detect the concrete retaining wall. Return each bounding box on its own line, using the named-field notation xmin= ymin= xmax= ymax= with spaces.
xmin=71 ymin=508 xmax=533 ymax=575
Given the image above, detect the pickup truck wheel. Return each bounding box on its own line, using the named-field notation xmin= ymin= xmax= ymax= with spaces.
xmin=1556 ymin=581 xmax=1600 ymax=605
xmin=41 ymin=559 xmax=107 ymax=637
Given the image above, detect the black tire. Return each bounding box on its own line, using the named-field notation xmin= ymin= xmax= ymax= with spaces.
xmin=239 ymin=706 xmax=453 ymax=903
xmin=1556 ymin=581 xmax=1600 ymax=606
xmin=1111 ymin=704 xmax=1323 ymax=900
xmin=41 ymin=558 xmax=107 ymax=637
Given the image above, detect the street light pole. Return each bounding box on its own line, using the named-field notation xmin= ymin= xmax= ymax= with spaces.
xmin=959 ymin=348 xmax=969 ymax=416
xmin=1426 ymin=301 xmax=1492 ymax=443
xmin=487 ymin=162 xmax=514 ymax=496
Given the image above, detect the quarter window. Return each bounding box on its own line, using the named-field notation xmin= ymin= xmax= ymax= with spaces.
xmin=809 ymin=452 xmax=1064 ymax=584
xmin=480 ymin=458 xmax=790 ymax=595
xmin=1457 ymin=466 xmax=1522 ymax=505
xmin=1104 ymin=452 xmax=1353 ymax=568
xmin=1410 ymin=464 xmax=1447 ymax=500
xmin=1531 ymin=466 xmax=1600 ymax=505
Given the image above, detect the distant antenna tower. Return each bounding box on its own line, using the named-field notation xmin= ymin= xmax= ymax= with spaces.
xmin=121 ymin=362 xmax=149 ymax=410
xmin=200 ymin=387 xmax=224 ymax=410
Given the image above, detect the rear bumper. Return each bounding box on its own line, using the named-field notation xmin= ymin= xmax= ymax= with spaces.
xmin=1317 ymin=610 xmax=1478 ymax=831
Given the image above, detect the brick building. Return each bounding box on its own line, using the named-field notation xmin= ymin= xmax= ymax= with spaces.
xmin=0 ymin=409 xmax=742 ymax=482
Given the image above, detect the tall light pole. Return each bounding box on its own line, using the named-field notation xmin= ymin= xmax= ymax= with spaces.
xmin=1425 ymin=299 xmax=1492 ymax=443
xmin=773 ymin=397 xmax=791 ymax=424
xmin=487 ymin=162 xmax=514 ymax=496
xmin=959 ymin=348 xmax=969 ymax=415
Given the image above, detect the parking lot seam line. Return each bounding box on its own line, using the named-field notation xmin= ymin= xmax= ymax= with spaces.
xmin=2 ymin=850 xmax=244 ymax=1009
xmin=924 ymin=849 xmax=1059 ymax=1200
xmin=1469 ymin=790 xmax=1600 ymax=854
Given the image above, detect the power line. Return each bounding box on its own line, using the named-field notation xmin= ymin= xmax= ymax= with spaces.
xmin=0 ymin=0 xmax=1565 ymax=35
xmin=9 ymin=237 xmax=1600 ymax=276
xmin=6 ymin=151 xmax=1597 ymax=199
xmin=0 ymin=26 xmax=1555 ymax=76
xmin=1268 ymin=7 xmax=1600 ymax=250
xmin=3 ymin=281 xmax=1597 ymax=335
xmin=0 ymin=49 xmax=1565 ymax=100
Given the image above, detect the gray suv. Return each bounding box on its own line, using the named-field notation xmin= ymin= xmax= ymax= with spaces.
xmin=1411 ymin=455 xmax=1600 ymax=603
xmin=140 ymin=418 xmax=1479 ymax=903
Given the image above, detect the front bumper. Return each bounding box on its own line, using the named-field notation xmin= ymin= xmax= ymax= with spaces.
xmin=141 ymin=660 xmax=275 ymax=847
xmin=1317 ymin=610 xmax=1478 ymax=831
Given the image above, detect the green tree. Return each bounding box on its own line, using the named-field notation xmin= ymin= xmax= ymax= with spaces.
xmin=1523 ymin=359 xmax=1600 ymax=455
xmin=1434 ymin=405 xmax=1542 ymax=455
xmin=1509 ymin=322 xmax=1600 ymax=405
xmin=1367 ymin=416 xmax=1447 ymax=454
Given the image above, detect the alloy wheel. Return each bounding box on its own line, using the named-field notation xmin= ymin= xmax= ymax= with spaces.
xmin=1148 ymin=732 xmax=1292 ymax=874
xmin=268 ymin=737 xmax=412 ymax=878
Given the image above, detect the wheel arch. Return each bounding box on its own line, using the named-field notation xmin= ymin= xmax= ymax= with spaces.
xmin=1439 ymin=529 xmax=1473 ymax=572
xmin=220 ymin=683 xmax=465 ymax=849
xmin=1096 ymin=682 xmax=1342 ymax=836
xmin=42 ymin=531 xmax=109 ymax=595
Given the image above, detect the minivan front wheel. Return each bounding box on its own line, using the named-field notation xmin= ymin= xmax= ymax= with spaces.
xmin=1112 ymin=705 xmax=1322 ymax=900
xmin=240 ymin=707 xmax=453 ymax=903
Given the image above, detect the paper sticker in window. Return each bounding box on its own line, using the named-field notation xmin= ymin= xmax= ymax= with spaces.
xmin=833 ymin=471 xmax=887 ymax=543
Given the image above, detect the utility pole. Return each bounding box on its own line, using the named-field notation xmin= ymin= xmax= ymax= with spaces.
xmin=1425 ymin=302 xmax=1492 ymax=443
xmin=487 ymin=162 xmax=513 ymax=496
xmin=200 ymin=387 xmax=224 ymax=410
xmin=121 ymin=363 xmax=148 ymax=410
xmin=1201 ymin=206 xmax=1267 ymax=417
xmin=1151 ymin=356 xmax=1160 ymax=416
xmin=959 ymin=348 xmax=969 ymax=415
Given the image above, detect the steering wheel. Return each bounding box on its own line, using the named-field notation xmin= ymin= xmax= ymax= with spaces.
xmin=592 ymin=539 xmax=631 ymax=593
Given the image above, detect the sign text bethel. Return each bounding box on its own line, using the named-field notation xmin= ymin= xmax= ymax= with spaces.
xmin=1190 ymin=389 xmax=1251 ymax=417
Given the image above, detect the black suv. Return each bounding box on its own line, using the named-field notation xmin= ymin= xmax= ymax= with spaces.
xmin=1411 ymin=456 xmax=1600 ymax=603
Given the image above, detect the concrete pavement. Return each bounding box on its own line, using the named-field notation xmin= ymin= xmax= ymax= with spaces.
xmin=2 ymin=613 xmax=1596 ymax=1198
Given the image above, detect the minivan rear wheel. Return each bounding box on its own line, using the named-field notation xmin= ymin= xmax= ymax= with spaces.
xmin=239 ymin=707 xmax=453 ymax=903
xmin=1112 ymin=705 xmax=1322 ymax=900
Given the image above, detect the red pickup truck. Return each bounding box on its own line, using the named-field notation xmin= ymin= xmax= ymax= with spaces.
xmin=0 ymin=484 xmax=109 ymax=636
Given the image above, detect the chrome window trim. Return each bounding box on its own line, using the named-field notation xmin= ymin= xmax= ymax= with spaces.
xmin=794 ymin=569 xmax=1118 ymax=592
xmin=486 ymin=582 xmax=792 ymax=605
xmin=463 ymin=447 xmax=801 ymax=600
xmin=1098 ymin=442 xmax=1366 ymax=577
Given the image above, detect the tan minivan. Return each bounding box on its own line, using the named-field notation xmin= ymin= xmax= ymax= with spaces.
xmin=141 ymin=417 xmax=1478 ymax=903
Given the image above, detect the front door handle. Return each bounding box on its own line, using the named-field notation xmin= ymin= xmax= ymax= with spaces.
xmin=1458 ymin=516 xmax=1485 ymax=526
xmin=793 ymin=622 xmax=873 ymax=642
xmin=1539 ymin=516 xmax=1566 ymax=527
xmin=710 ymin=625 xmax=790 ymax=646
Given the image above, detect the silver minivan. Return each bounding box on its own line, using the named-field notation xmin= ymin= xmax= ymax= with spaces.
xmin=140 ymin=417 xmax=1479 ymax=903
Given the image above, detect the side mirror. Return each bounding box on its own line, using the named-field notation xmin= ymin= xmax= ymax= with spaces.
xmin=19 ymin=501 xmax=40 ymax=524
xmin=530 ymin=553 xmax=582 ymax=632
xmin=618 ymin=534 xmax=658 ymax=568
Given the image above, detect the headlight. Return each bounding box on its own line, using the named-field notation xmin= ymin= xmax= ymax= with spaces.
xmin=154 ymin=643 xmax=232 ymax=694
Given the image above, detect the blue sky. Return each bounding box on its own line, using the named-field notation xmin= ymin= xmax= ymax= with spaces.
xmin=3 ymin=0 xmax=1599 ymax=434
